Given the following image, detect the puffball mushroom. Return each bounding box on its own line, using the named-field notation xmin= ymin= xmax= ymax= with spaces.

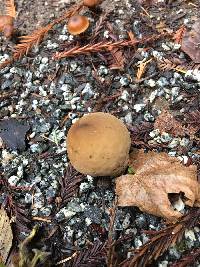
xmin=66 ymin=112 xmax=131 ymax=177
xmin=83 ymin=0 xmax=101 ymax=7
xmin=67 ymin=15 xmax=89 ymax=35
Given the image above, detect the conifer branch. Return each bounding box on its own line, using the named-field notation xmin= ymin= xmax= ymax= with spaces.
xmin=53 ymin=34 xmax=168 ymax=59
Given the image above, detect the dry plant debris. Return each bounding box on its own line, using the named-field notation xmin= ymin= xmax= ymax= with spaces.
xmin=120 ymin=208 xmax=200 ymax=267
xmin=173 ymin=25 xmax=186 ymax=44
xmin=181 ymin=19 xmax=200 ymax=63
xmin=0 ymin=1 xmax=83 ymax=68
xmin=154 ymin=109 xmax=187 ymax=137
xmin=65 ymin=241 xmax=106 ymax=267
xmin=0 ymin=207 xmax=13 ymax=264
xmin=115 ymin=150 xmax=200 ymax=222
xmin=157 ymin=57 xmax=187 ymax=74
xmin=170 ymin=247 xmax=200 ymax=267
xmin=53 ymin=34 xmax=168 ymax=60
xmin=0 ymin=0 xmax=16 ymax=38
xmin=13 ymin=225 xmax=51 ymax=267
xmin=0 ymin=119 xmax=30 ymax=151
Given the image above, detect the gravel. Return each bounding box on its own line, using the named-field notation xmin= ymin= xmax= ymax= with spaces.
xmin=0 ymin=0 xmax=200 ymax=265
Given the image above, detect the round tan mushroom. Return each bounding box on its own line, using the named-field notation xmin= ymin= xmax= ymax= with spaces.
xmin=83 ymin=0 xmax=101 ymax=7
xmin=66 ymin=112 xmax=131 ymax=177
xmin=67 ymin=15 xmax=89 ymax=35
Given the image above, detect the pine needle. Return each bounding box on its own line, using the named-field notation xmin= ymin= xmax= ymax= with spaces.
xmin=6 ymin=0 xmax=16 ymax=18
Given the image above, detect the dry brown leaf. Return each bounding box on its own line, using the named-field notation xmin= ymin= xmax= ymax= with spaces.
xmin=173 ymin=25 xmax=186 ymax=44
xmin=136 ymin=58 xmax=152 ymax=81
xmin=108 ymin=48 xmax=125 ymax=70
xmin=115 ymin=150 xmax=200 ymax=222
xmin=154 ymin=109 xmax=187 ymax=137
xmin=181 ymin=20 xmax=200 ymax=63
xmin=0 ymin=207 xmax=13 ymax=264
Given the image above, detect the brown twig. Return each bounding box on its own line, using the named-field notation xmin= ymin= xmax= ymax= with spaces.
xmin=53 ymin=34 xmax=169 ymax=59
xmin=106 ymin=199 xmax=118 ymax=267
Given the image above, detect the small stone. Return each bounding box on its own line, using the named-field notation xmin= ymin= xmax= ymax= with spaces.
xmin=161 ymin=43 xmax=171 ymax=51
xmin=146 ymin=78 xmax=156 ymax=87
xmin=24 ymin=193 xmax=32 ymax=204
xmin=173 ymin=197 xmax=185 ymax=212
xmin=134 ymin=237 xmax=143 ymax=248
xmin=98 ymin=65 xmax=108 ymax=76
xmin=144 ymin=112 xmax=154 ymax=122
xmin=160 ymin=132 xmax=172 ymax=143
xmin=30 ymin=143 xmax=45 ymax=153
xmin=158 ymin=261 xmax=168 ymax=267
xmin=122 ymin=213 xmax=131 ymax=229
xmin=41 ymin=57 xmax=49 ymax=64
xmin=8 ymin=175 xmax=20 ymax=186
xmin=149 ymin=129 xmax=160 ymax=138
xmin=133 ymin=103 xmax=146 ymax=112
xmin=57 ymin=208 xmax=76 ymax=221
xmin=120 ymin=90 xmax=129 ymax=101
xmin=84 ymin=206 xmax=102 ymax=224
xmin=82 ymin=83 xmax=93 ymax=96
xmin=120 ymin=77 xmax=129 ymax=86
xmin=156 ymin=77 xmax=169 ymax=87
xmin=168 ymin=138 xmax=180 ymax=148
xmin=180 ymin=138 xmax=190 ymax=147
xmin=85 ymin=217 xmax=92 ymax=226
xmin=149 ymin=90 xmax=158 ymax=103
xmin=124 ymin=113 xmax=133 ymax=124
xmin=182 ymin=156 xmax=188 ymax=164
xmin=79 ymin=182 xmax=91 ymax=193
xmin=185 ymin=229 xmax=196 ymax=241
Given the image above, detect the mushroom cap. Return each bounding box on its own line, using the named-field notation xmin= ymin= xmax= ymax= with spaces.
xmin=66 ymin=112 xmax=131 ymax=177
xmin=83 ymin=0 xmax=101 ymax=7
xmin=67 ymin=15 xmax=89 ymax=35
xmin=0 ymin=16 xmax=14 ymax=38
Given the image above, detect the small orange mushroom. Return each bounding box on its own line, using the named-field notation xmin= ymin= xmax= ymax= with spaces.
xmin=83 ymin=0 xmax=101 ymax=7
xmin=67 ymin=15 xmax=89 ymax=35
xmin=0 ymin=15 xmax=14 ymax=38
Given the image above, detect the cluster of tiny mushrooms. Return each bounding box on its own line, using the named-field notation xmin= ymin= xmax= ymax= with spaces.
xmin=0 ymin=0 xmax=102 ymax=38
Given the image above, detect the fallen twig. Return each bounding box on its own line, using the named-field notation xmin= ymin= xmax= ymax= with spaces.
xmin=53 ymin=34 xmax=169 ymax=59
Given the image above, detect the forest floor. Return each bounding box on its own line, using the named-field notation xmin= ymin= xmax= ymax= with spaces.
xmin=0 ymin=0 xmax=200 ymax=266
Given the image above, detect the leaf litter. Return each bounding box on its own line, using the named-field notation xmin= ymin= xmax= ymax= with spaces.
xmin=0 ymin=119 xmax=30 ymax=151
xmin=0 ymin=0 xmax=200 ymax=266
xmin=181 ymin=19 xmax=200 ymax=63
xmin=115 ymin=149 xmax=200 ymax=222
xmin=0 ymin=207 xmax=13 ymax=265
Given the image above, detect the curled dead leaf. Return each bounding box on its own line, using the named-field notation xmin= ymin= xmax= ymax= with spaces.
xmin=181 ymin=20 xmax=200 ymax=63
xmin=0 ymin=207 xmax=13 ymax=264
xmin=115 ymin=150 xmax=200 ymax=222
